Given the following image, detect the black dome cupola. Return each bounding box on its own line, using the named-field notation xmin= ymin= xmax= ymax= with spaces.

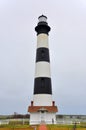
xmin=35 ymin=15 xmax=51 ymax=35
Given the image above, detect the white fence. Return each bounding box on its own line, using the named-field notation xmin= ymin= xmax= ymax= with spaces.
xmin=0 ymin=118 xmax=86 ymax=125
xmin=0 ymin=119 xmax=29 ymax=125
xmin=0 ymin=120 xmax=9 ymax=125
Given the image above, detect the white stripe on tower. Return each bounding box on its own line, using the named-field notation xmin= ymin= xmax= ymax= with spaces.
xmin=35 ymin=62 xmax=51 ymax=78
xmin=37 ymin=34 xmax=49 ymax=48
xmin=33 ymin=94 xmax=52 ymax=106
xmin=33 ymin=15 xmax=52 ymax=106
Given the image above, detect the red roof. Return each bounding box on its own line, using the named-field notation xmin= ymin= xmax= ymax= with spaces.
xmin=28 ymin=106 xmax=58 ymax=112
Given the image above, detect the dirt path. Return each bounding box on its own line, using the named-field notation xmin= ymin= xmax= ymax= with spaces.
xmin=38 ymin=124 xmax=48 ymax=130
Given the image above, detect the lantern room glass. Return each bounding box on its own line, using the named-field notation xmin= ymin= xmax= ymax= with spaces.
xmin=38 ymin=15 xmax=47 ymax=22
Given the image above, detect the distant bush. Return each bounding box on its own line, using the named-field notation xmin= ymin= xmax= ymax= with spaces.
xmin=0 ymin=114 xmax=30 ymax=119
xmin=11 ymin=114 xmax=30 ymax=119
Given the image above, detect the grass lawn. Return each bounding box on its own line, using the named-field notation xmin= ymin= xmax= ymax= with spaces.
xmin=0 ymin=123 xmax=86 ymax=130
xmin=0 ymin=124 xmax=34 ymax=130
xmin=47 ymin=124 xmax=86 ymax=130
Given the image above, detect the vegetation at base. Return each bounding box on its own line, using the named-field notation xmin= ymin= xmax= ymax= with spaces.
xmin=0 ymin=122 xmax=86 ymax=130
xmin=0 ymin=124 xmax=30 ymax=128
xmin=9 ymin=120 xmax=29 ymax=125
xmin=47 ymin=124 xmax=86 ymax=130
xmin=0 ymin=120 xmax=30 ymax=128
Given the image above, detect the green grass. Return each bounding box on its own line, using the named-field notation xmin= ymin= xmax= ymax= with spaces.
xmin=0 ymin=122 xmax=86 ymax=129
xmin=0 ymin=124 xmax=30 ymax=128
xmin=47 ymin=124 xmax=86 ymax=129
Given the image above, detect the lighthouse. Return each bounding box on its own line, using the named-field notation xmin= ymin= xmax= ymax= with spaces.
xmin=28 ymin=15 xmax=58 ymax=125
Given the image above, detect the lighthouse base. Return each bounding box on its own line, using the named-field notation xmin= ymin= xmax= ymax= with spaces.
xmin=30 ymin=112 xmax=57 ymax=125
xmin=28 ymin=100 xmax=58 ymax=125
xmin=28 ymin=104 xmax=58 ymax=125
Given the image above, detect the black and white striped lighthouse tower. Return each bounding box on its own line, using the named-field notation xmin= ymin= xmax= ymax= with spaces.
xmin=28 ymin=15 xmax=58 ymax=125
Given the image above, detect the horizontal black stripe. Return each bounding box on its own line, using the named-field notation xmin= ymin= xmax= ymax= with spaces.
xmin=35 ymin=23 xmax=51 ymax=35
xmin=34 ymin=77 xmax=52 ymax=94
xmin=36 ymin=48 xmax=50 ymax=62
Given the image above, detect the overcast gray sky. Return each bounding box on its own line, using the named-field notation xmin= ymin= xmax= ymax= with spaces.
xmin=0 ymin=0 xmax=86 ymax=115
